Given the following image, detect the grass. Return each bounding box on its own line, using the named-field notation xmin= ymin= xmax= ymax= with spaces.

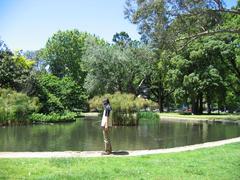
xmin=137 ymin=112 xmax=159 ymax=121
xmin=83 ymin=112 xmax=240 ymax=121
xmin=0 ymin=143 xmax=240 ymax=179
xmin=159 ymin=112 xmax=240 ymax=121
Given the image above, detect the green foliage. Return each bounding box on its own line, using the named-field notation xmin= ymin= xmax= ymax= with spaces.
xmin=30 ymin=111 xmax=76 ymax=123
xmin=23 ymin=50 xmax=46 ymax=72
xmin=125 ymin=0 xmax=237 ymax=49
xmin=89 ymin=92 xmax=158 ymax=125
xmin=41 ymin=29 xmax=104 ymax=84
xmin=225 ymin=91 xmax=240 ymax=113
xmin=145 ymin=50 xmax=176 ymax=112
xmin=0 ymin=88 xmax=40 ymax=124
xmin=89 ymin=92 xmax=157 ymax=112
xmin=125 ymin=1 xmax=240 ymax=114
xmin=112 ymin=31 xmax=131 ymax=47
xmin=0 ymin=39 xmax=12 ymax=59
xmin=33 ymin=73 xmax=87 ymax=113
xmin=168 ymin=36 xmax=239 ymax=114
xmin=1 ymin=0 xmax=240 ymax=117
xmin=83 ymin=37 xmax=154 ymax=96
xmin=0 ymin=51 xmax=34 ymax=91
xmin=136 ymin=112 xmax=159 ymax=121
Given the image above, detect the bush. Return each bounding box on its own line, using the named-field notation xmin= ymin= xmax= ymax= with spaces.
xmin=89 ymin=92 xmax=158 ymax=126
xmin=30 ymin=111 xmax=76 ymax=123
xmin=0 ymin=88 xmax=40 ymax=124
xmin=136 ymin=112 xmax=159 ymax=121
xmin=31 ymin=73 xmax=88 ymax=113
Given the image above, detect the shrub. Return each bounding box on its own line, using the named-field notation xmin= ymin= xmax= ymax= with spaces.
xmin=89 ymin=92 xmax=158 ymax=126
xmin=136 ymin=112 xmax=159 ymax=121
xmin=0 ymin=88 xmax=40 ymax=124
xmin=32 ymin=73 xmax=88 ymax=113
xmin=30 ymin=111 xmax=76 ymax=123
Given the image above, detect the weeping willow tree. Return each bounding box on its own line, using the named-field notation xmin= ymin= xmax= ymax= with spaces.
xmin=0 ymin=88 xmax=40 ymax=125
xmin=89 ymin=92 xmax=158 ymax=126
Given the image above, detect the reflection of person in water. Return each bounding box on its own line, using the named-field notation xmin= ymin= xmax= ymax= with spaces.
xmin=101 ymin=98 xmax=112 ymax=155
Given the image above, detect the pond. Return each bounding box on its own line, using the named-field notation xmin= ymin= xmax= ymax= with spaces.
xmin=0 ymin=117 xmax=240 ymax=152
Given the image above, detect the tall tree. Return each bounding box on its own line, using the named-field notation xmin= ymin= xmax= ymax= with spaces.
xmin=41 ymin=29 xmax=101 ymax=84
xmin=125 ymin=0 xmax=240 ymax=113
xmin=169 ymin=37 xmax=236 ymax=114
xmin=0 ymin=41 xmax=34 ymax=91
xmin=83 ymin=37 xmax=153 ymax=97
xmin=112 ymin=31 xmax=132 ymax=47
xmin=125 ymin=0 xmax=240 ymax=49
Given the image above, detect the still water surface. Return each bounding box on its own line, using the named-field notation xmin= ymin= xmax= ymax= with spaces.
xmin=0 ymin=118 xmax=240 ymax=151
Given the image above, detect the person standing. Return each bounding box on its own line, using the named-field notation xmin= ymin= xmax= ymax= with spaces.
xmin=101 ymin=98 xmax=112 ymax=155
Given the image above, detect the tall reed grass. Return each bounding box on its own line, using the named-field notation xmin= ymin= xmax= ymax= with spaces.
xmin=136 ymin=112 xmax=159 ymax=121
xmin=0 ymin=88 xmax=40 ymax=125
xmin=89 ymin=92 xmax=158 ymax=126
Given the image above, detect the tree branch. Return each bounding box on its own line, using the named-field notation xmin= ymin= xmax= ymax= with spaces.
xmin=208 ymin=8 xmax=240 ymax=15
xmin=176 ymin=29 xmax=240 ymax=51
xmin=177 ymin=29 xmax=240 ymax=42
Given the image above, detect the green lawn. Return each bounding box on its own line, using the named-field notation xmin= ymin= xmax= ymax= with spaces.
xmin=159 ymin=112 xmax=240 ymax=121
xmin=83 ymin=112 xmax=240 ymax=121
xmin=0 ymin=143 xmax=240 ymax=179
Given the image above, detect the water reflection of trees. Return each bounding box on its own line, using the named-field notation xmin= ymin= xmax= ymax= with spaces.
xmin=0 ymin=119 xmax=240 ymax=151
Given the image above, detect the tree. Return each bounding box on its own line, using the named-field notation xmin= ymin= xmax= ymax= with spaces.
xmin=125 ymin=0 xmax=240 ymax=113
xmin=83 ymin=37 xmax=153 ymax=96
xmin=30 ymin=73 xmax=87 ymax=113
xmin=125 ymin=0 xmax=240 ymax=49
xmin=0 ymin=49 xmax=34 ymax=91
xmin=24 ymin=50 xmax=47 ymax=72
xmin=169 ymin=37 xmax=236 ymax=114
xmin=220 ymin=4 xmax=240 ymax=83
xmin=41 ymin=29 xmax=101 ymax=84
xmin=112 ymin=31 xmax=132 ymax=47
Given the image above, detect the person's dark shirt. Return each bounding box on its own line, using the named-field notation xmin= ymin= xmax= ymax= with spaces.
xmin=104 ymin=104 xmax=111 ymax=117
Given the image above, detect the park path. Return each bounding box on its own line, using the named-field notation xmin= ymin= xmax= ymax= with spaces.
xmin=0 ymin=137 xmax=240 ymax=158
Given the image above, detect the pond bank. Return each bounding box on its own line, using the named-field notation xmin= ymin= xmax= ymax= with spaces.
xmin=160 ymin=116 xmax=240 ymax=125
xmin=83 ymin=112 xmax=240 ymax=124
xmin=159 ymin=113 xmax=240 ymax=123
xmin=1 ymin=137 xmax=240 ymax=158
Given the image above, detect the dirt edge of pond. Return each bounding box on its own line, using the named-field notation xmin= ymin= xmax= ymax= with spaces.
xmin=0 ymin=137 xmax=240 ymax=158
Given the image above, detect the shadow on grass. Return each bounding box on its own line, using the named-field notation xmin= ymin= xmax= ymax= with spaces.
xmin=111 ymin=151 xmax=129 ymax=155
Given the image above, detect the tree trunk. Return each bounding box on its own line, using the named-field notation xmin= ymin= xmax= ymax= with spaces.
xmin=198 ymin=93 xmax=203 ymax=115
xmin=207 ymin=102 xmax=211 ymax=114
xmin=166 ymin=98 xmax=170 ymax=112
xmin=192 ymin=94 xmax=203 ymax=115
xmin=191 ymin=97 xmax=197 ymax=115
xmin=158 ymin=96 xmax=164 ymax=112
xmin=207 ymin=95 xmax=212 ymax=115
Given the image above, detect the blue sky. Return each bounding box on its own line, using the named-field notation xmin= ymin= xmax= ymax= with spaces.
xmin=0 ymin=0 xmax=238 ymax=51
